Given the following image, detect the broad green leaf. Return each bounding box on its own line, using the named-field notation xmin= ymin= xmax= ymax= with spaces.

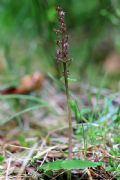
xmin=61 ymin=160 xmax=101 ymax=170
xmin=39 ymin=160 xmax=102 ymax=171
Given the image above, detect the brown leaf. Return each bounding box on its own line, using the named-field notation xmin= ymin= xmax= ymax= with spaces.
xmin=47 ymin=150 xmax=64 ymax=158
xmin=0 ymin=72 xmax=45 ymax=95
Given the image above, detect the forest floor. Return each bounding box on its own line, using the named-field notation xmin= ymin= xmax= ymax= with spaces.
xmin=0 ymin=72 xmax=120 ymax=179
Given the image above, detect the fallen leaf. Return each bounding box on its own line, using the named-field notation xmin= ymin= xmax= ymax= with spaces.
xmin=0 ymin=72 xmax=45 ymax=95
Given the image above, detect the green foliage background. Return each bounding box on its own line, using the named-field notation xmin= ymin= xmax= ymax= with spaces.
xmin=0 ymin=0 xmax=120 ymax=87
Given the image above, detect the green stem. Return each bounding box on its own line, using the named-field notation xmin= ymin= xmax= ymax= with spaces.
xmin=63 ymin=62 xmax=73 ymax=159
xmin=67 ymin=170 xmax=72 ymax=180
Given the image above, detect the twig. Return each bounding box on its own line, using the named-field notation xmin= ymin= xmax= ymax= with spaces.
xmin=5 ymin=157 xmax=12 ymax=180
xmin=17 ymin=143 xmax=38 ymax=179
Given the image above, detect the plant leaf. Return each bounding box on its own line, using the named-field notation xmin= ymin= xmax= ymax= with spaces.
xmin=0 ymin=155 xmax=5 ymax=164
xmin=0 ymin=104 xmax=47 ymax=126
xmin=0 ymin=94 xmax=46 ymax=104
xmin=39 ymin=160 xmax=102 ymax=171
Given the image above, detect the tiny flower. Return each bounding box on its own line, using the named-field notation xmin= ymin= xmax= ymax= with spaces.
xmin=60 ymin=11 xmax=65 ymax=16
xmin=64 ymin=42 xmax=69 ymax=49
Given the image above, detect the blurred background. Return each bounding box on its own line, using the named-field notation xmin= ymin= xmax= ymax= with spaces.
xmin=0 ymin=0 xmax=120 ymax=89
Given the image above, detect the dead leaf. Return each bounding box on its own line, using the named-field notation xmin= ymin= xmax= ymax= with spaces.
xmin=0 ymin=72 xmax=45 ymax=95
xmin=47 ymin=150 xmax=64 ymax=158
